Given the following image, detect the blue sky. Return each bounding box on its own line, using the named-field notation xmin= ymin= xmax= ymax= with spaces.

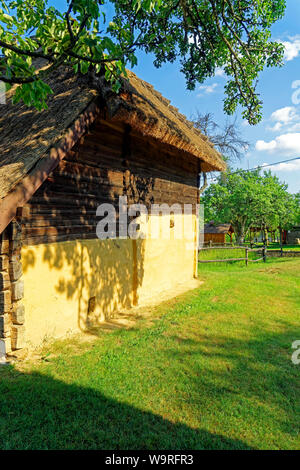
xmin=52 ymin=0 xmax=300 ymax=193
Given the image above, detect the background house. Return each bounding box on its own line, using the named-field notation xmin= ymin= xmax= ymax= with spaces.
xmin=0 ymin=66 xmax=225 ymax=353
xmin=204 ymin=222 xmax=234 ymax=245
xmin=287 ymin=226 xmax=300 ymax=244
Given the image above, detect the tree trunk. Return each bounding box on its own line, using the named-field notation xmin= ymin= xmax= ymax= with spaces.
xmin=264 ymin=227 xmax=269 ymax=246
xmin=236 ymin=235 xmax=244 ymax=245
xmin=235 ymin=229 xmax=245 ymax=245
xmin=233 ymin=224 xmax=246 ymax=246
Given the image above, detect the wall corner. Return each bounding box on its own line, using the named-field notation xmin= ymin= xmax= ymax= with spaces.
xmin=0 ymin=226 xmax=12 ymax=360
xmin=0 ymin=213 xmax=26 ymax=358
xmin=9 ymin=216 xmax=25 ymax=351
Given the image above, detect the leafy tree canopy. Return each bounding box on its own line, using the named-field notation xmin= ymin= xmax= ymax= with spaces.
xmin=293 ymin=192 xmax=300 ymax=226
xmin=0 ymin=0 xmax=286 ymax=121
xmin=201 ymin=169 xmax=297 ymax=243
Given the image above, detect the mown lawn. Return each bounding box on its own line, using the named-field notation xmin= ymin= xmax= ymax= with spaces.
xmin=267 ymin=243 xmax=300 ymax=251
xmin=0 ymin=258 xmax=299 ymax=450
xmin=248 ymin=242 xmax=300 ymax=251
xmin=198 ymin=247 xmax=261 ymax=265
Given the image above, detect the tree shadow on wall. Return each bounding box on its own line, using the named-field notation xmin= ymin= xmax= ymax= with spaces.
xmin=20 ymin=115 xmax=195 ymax=337
xmin=0 ymin=366 xmax=253 ymax=450
xmin=21 ymin=159 xmax=158 ymax=334
xmin=23 ymin=237 xmax=146 ymax=334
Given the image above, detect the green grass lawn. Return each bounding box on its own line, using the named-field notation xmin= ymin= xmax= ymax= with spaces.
xmin=266 ymin=243 xmax=300 ymax=251
xmin=249 ymin=242 xmax=300 ymax=251
xmin=0 ymin=258 xmax=299 ymax=450
xmin=198 ymin=247 xmax=261 ymax=266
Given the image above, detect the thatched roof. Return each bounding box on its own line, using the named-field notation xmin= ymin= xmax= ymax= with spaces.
xmin=101 ymin=70 xmax=225 ymax=173
xmin=0 ymin=63 xmax=225 ymax=233
xmin=0 ymin=60 xmax=98 ymax=202
xmin=204 ymin=223 xmax=233 ymax=234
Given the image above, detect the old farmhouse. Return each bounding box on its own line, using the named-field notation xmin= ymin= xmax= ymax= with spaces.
xmin=0 ymin=66 xmax=225 ymax=354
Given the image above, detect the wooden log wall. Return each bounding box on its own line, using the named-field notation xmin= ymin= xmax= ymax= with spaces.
xmin=204 ymin=233 xmax=226 ymax=244
xmin=22 ymin=119 xmax=199 ymax=246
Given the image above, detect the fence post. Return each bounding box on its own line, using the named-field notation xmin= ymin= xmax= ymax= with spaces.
xmin=263 ymin=246 xmax=267 ymax=263
xmin=209 ymin=240 xmax=212 ymax=248
xmin=245 ymin=248 xmax=248 ymax=266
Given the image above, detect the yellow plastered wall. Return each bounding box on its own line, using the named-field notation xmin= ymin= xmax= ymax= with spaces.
xmin=21 ymin=214 xmax=198 ymax=346
xmin=136 ymin=212 xmax=197 ymax=303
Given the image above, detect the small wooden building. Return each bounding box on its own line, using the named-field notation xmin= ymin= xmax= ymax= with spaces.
xmin=0 ymin=67 xmax=225 ymax=353
xmin=287 ymin=226 xmax=300 ymax=244
xmin=204 ymin=222 xmax=234 ymax=244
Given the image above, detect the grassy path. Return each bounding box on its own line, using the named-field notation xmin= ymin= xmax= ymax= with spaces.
xmin=0 ymin=258 xmax=299 ymax=449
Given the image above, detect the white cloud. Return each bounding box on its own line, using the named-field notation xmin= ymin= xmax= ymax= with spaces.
xmin=267 ymin=122 xmax=283 ymax=132
xmin=291 ymin=80 xmax=300 ymax=105
xmin=270 ymin=106 xmax=299 ymax=124
xmin=266 ymin=105 xmax=300 ymax=133
xmin=281 ymin=36 xmax=300 ymax=61
xmin=287 ymin=122 xmax=300 ymax=132
xmin=215 ymin=67 xmax=225 ymax=78
xmin=197 ymin=83 xmax=218 ymax=96
xmin=256 ymin=140 xmax=277 ymax=152
xmin=275 ymin=159 xmax=300 ymax=172
xmin=255 ymin=133 xmax=300 ymax=156
xmin=254 ymin=159 xmax=300 ymax=173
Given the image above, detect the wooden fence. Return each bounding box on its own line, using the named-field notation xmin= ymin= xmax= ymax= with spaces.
xmin=198 ymin=244 xmax=300 ymax=265
xmin=198 ymin=246 xmax=266 ymax=266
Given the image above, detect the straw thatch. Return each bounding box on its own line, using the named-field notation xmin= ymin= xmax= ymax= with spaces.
xmin=94 ymin=70 xmax=225 ymax=173
xmin=0 ymin=64 xmax=225 ymax=202
xmin=204 ymin=223 xmax=233 ymax=234
xmin=0 ymin=61 xmax=98 ymax=201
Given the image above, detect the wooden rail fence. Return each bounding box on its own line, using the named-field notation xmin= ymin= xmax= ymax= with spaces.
xmin=199 ymin=244 xmax=300 ymax=265
xmin=198 ymin=246 xmax=266 ymax=266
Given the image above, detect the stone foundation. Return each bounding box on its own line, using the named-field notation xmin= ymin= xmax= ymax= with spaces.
xmin=0 ymin=214 xmax=25 ymax=357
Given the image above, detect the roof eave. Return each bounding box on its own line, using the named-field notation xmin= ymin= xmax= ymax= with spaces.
xmin=109 ymin=107 xmax=226 ymax=172
xmin=0 ymin=100 xmax=101 ymax=234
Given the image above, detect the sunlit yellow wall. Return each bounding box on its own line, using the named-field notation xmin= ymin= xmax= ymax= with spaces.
xmin=21 ymin=214 xmax=197 ymax=346
xmin=136 ymin=213 xmax=198 ymax=303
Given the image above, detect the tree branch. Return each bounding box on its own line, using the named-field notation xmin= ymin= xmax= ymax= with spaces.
xmin=0 ymin=39 xmax=53 ymax=61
